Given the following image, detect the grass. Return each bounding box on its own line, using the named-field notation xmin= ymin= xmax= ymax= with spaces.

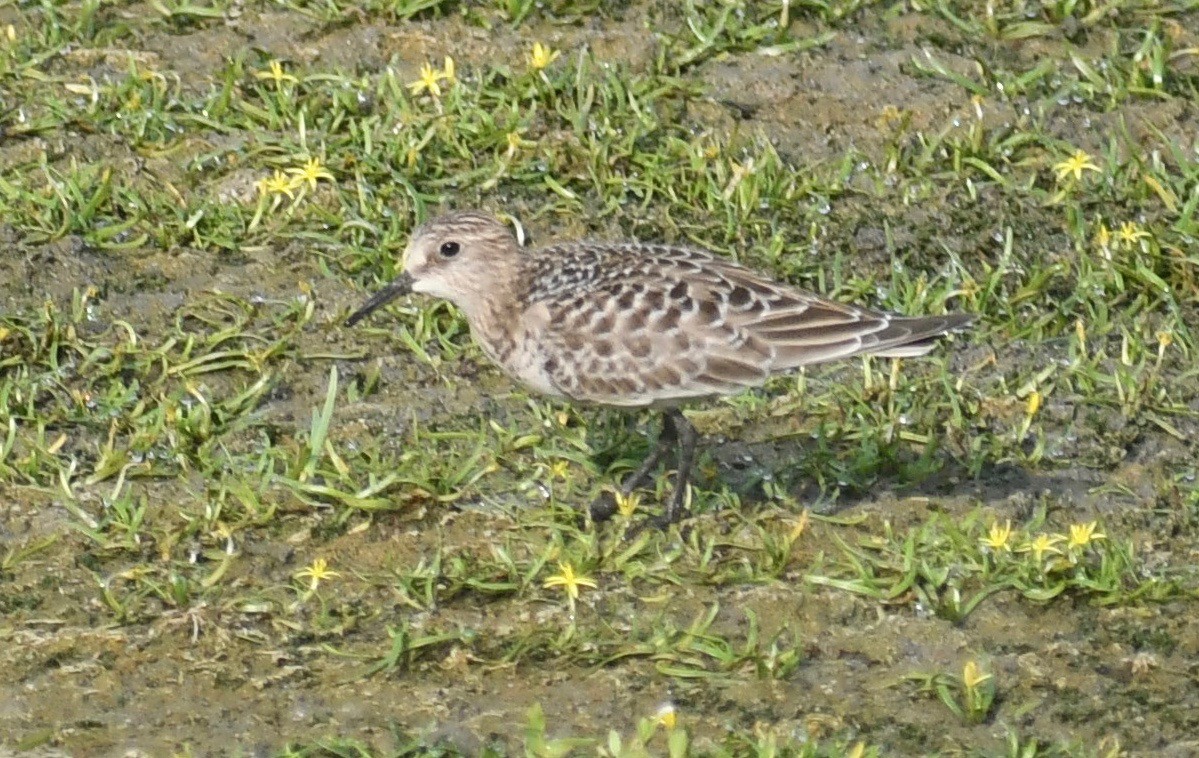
xmin=2 ymin=0 xmax=1199 ymax=754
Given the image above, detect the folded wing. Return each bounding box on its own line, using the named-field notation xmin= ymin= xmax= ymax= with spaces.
xmin=536 ymin=245 xmax=971 ymax=407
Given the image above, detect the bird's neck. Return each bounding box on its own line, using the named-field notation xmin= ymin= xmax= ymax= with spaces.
xmin=458 ymin=267 xmax=523 ymax=364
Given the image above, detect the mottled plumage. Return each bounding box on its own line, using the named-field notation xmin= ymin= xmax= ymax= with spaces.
xmin=347 ymin=210 xmax=973 ymax=523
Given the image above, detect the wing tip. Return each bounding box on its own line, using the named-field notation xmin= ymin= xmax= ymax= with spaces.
xmin=869 ymin=312 xmax=976 ymax=358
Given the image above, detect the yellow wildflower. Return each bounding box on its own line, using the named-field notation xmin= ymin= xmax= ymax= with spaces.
xmin=1022 ymin=533 xmax=1064 ymax=562
xmin=295 ymin=557 xmax=340 ymax=590
xmin=1157 ymin=330 xmax=1173 ymax=361
xmin=256 ymin=170 xmax=299 ymax=199
xmin=1067 ymin=522 xmax=1105 ymax=549
xmin=287 ymin=157 xmax=334 ymax=191
xmin=408 ymin=62 xmax=442 ymax=97
xmin=1053 ymin=149 xmax=1100 ymax=183
xmin=528 ymin=42 xmax=560 ymax=71
xmin=440 ymin=56 xmax=456 ymax=85
xmin=961 ymin=660 xmax=992 ymax=691
xmin=1093 ymin=221 xmax=1111 ymax=253
xmin=653 ymin=702 xmax=677 ymax=730
xmin=547 ymin=459 xmax=570 ymax=480
xmin=505 ymin=130 xmax=527 ymax=158
xmin=980 ymin=520 xmax=1013 ymax=552
xmin=788 ymin=509 xmax=811 ymax=543
xmin=1025 ymin=390 xmax=1042 ymax=417
xmin=255 ymin=60 xmax=298 ymax=85
xmin=542 ymin=562 xmax=597 ymax=600
xmin=614 ymin=491 xmax=640 ymax=518
xmin=1116 ymin=221 xmax=1149 ymax=247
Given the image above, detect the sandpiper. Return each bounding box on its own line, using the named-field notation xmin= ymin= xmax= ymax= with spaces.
xmin=347 ymin=211 xmax=973 ymax=524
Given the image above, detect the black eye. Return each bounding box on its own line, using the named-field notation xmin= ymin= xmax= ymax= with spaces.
xmin=439 ymin=241 xmax=460 ymax=258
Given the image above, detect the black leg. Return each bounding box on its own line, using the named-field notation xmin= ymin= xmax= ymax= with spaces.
xmin=660 ymin=409 xmax=698 ymax=525
xmin=620 ymin=412 xmax=678 ymax=493
xmin=590 ymin=412 xmax=678 ymax=522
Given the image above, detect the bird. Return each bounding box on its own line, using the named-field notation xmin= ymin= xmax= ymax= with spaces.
xmin=346 ymin=210 xmax=973 ymax=524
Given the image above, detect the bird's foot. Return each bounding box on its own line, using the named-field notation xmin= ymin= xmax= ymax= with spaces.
xmin=590 ymin=481 xmax=692 ymax=528
xmin=586 ymin=409 xmax=697 ymax=529
xmin=588 ymin=490 xmax=619 ymax=522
